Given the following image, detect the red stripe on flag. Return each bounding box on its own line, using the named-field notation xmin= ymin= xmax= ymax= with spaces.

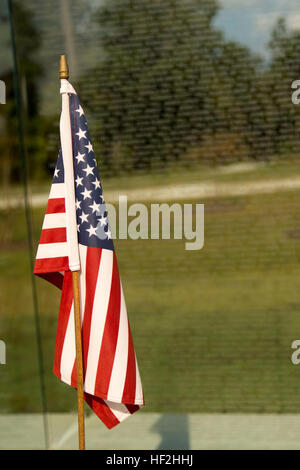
xmin=122 ymin=319 xmax=137 ymax=403
xmin=53 ymin=271 xmax=73 ymax=380
xmin=84 ymin=393 xmax=120 ymax=429
xmin=126 ymin=404 xmax=140 ymax=414
xmin=39 ymin=227 xmax=67 ymax=244
xmin=70 ymin=360 xmax=77 ymax=388
xmin=46 ymin=198 xmax=65 ymax=214
xmin=36 ymin=272 xmax=64 ymax=290
xmin=94 ymin=253 xmax=121 ymax=398
xmin=82 ymin=247 xmax=102 ymax=373
xmin=34 ymin=256 xmax=69 ymax=273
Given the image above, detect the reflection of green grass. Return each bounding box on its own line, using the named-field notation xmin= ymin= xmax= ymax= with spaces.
xmin=2 ymin=156 xmax=300 ymax=201
xmin=1 ymin=185 xmax=300 ymax=414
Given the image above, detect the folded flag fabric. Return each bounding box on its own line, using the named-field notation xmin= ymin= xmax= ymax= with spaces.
xmin=34 ymin=79 xmax=144 ymax=429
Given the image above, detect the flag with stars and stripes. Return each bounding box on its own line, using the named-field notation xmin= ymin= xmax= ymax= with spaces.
xmin=34 ymin=80 xmax=144 ymax=429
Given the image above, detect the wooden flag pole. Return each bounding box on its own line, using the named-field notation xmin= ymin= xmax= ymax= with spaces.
xmin=60 ymin=55 xmax=85 ymax=450
xmin=72 ymin=271 xmax=85 ymax=450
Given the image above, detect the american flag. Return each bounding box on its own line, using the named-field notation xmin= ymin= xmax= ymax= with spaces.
xmin=34 ymin=82 xmax=144 ymax=429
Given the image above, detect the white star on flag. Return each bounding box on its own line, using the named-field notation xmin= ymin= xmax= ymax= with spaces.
xmin=76 ymin=105 xmax=84 ymax=117
xmin=106 ymin=229 xmax=112 ymax=239
xmin=75 ymin=175 xmax=83 ymax=187
xmin=85 ymin=142 xmax=93 ymax=153
xmin=86 ymin=224 xmax=97 ymax=237
xmin=89 ymin=201 xmax=101 ymax=213
xmin=54 ymin=168 xmax=60 ymax=178
xmin=75 ymin=152 xmax=85 ymax=164
xmin=99 ymin=216 xmax=107 ymax=227
xmin=83 ymin=164 xmax=94 ymax=177
xmin=76 ymin=128 xmax=87 ymax=140
xmin=79 ymin=211 xmax=89 ymax=223
xmin=81 ymin=187 xmax=92 ymax=200
xmin=92 ymin=178 xmax=101 ymax=189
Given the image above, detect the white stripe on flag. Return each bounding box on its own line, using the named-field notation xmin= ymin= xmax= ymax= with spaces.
xmin=60 ymin=303 xmax=76 ymax=384
xmin=42 ymin=213 xmax=66 ymax=229
xmin=78 ymin=245 xmax=87 ymax=326
xmin=36 ymin=242 xmax=68 ymax=259
xmin=135 ymin=355 xmax=144 ymax=404
xmin=84 ymin=249 xmax=113 ymax=395
xmin=104 ymin=400 xmax=130 ymax=422
xmin=59 ymin=245 xmax=87 ymax=384
xmin=106 ymin=282 xmax=129 ymax=401
xmin=49 ymin=183 xmax=66 ymax=199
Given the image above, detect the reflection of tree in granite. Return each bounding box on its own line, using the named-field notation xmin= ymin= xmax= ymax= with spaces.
xmin=0 ymin=0 xmax=44 ymax=189
xmin=152 ymin=414 xmax=190 ymax=450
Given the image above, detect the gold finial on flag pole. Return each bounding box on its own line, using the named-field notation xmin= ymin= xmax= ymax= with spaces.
xmin=59 ymin=54 xmax=69 ymax=79
xmin=59 ymin=55 xmax=85 ymax=450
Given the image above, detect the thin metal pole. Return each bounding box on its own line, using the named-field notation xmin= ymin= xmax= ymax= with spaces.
xmin=7 ymin=0 xmax=49 ymax=449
